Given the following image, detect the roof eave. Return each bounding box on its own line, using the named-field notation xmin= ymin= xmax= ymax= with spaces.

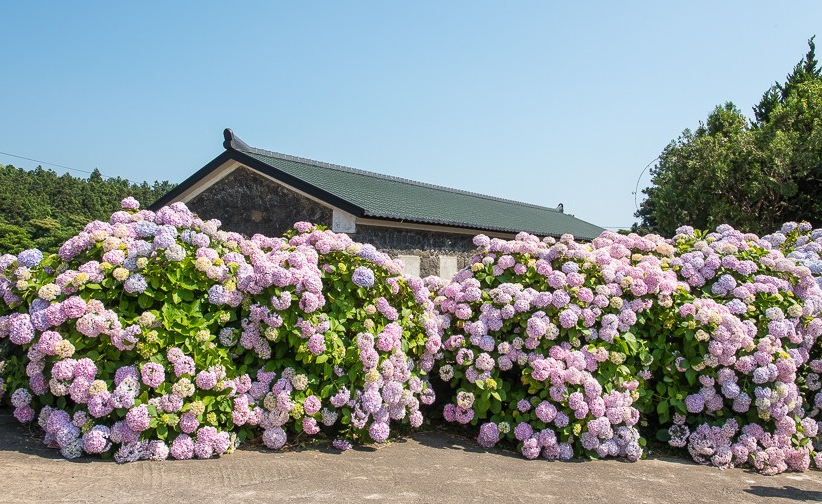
xmin=229 ymin=150 xmax=365 ymax=217
xmin=361 ymin=211 xmax=600 ymax=241
xmin=148 ymin=150 xmax=236 ymax=211
xmin=149 ymin=140 xmax=367 ymax=217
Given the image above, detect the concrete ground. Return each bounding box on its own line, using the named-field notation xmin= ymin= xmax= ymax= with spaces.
xmin=0 ymin=411 xmax=820 ymax=504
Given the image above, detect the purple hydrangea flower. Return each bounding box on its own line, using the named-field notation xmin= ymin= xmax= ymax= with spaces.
xmin=17 ymin=249 xmax=43 ymax=268
xmin=352 ymin=266 xmax=376 ymax=288
xmin=124 ymin=274 xmax=148 ymax=294
xmin=477 ymin=422 xmax=501 ymax=448
xmin=369 ymin=421 xmax=390 ymax=443
xmin=171 ymin=434 xmax=195 ymax=460
xmin=141 ymin=362 xmax=165 ymax=388
xmin=263 ymin=427 xmax=287 ymax=449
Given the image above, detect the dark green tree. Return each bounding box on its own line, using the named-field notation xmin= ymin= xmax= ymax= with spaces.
xmin=754 ymin=36 xmax=819 ymax=123
xmin=636 ymin=37 xmax=822 ymax=235
xmin=0 ymin=163 xmax=176 ymax=254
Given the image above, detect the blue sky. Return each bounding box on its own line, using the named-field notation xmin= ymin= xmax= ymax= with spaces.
xmin=1 ymin=2 xmax=820 ymax=231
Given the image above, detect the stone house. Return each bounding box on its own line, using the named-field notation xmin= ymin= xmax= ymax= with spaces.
xmin=150 ymin=129 xmax=604 ymax=278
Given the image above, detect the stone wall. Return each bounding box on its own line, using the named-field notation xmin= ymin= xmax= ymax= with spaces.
xmin=186 ymin=167 xmax=478 ymax=277
xmin=187 ymin=167 xmax=333 ymax=237
xmin=350 ymin=225 xmax=477 ymax=277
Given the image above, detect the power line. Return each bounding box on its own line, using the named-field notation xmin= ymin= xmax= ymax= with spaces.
xmin=0 ymin=150 xmax=122 ymax=180
xmin=633 ymin=156 xmax=659 ymax=210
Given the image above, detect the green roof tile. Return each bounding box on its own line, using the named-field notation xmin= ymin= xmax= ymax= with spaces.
xmin=239 ymin=148 xmax=604 ymax=240
xmin=153 ymin=130 xmax=605 ymax=241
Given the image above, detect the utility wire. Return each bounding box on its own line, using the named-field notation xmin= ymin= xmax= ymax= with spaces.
xmin=0 ymin=150 xmax=122 ymax=181
xmin=633 ymin=156 xmax=659 ymax=210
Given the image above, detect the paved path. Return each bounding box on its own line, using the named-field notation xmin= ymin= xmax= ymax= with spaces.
xmin=0 ymin=412 xmax=820 ymax=503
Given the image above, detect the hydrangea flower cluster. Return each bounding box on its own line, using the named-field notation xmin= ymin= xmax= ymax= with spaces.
xmin=0 ymin=199 xmax=440 ymax=461
xmin=431 ymin=231 xmax=681 ymax=461
xmin=432 ymin=225 xmax=822 ymax=474
xmin=640 ymin=224 xmax=822 ymax=474
xmin=209 ymin=223 xmax=440 ymax=445
xmin=1 ymin=198 xmax=821 ymax=475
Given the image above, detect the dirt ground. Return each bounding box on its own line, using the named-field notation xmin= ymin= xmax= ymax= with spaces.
xmin=0 ymin=412 xmax=820 ymax=504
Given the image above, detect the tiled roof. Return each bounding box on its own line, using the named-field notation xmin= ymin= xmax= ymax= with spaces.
xmin=154 ymin=129 xmax=605 ymax=240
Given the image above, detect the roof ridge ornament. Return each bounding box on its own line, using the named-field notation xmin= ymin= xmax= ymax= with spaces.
xmin=223 ymin=128 xmax=252 ymax=152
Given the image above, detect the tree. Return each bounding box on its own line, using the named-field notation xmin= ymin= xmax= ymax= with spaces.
xmin=636 ymin=37 xmax=822 ymax=235
xmin=754 ymin=36 xmax=819 ymax=123
xmin=0 ymin=163 xmax=177 ymax=254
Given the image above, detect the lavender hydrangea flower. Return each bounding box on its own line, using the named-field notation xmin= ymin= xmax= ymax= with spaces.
xmin=124 ymin=274 xmax=148 ymax=294
xmin=262 ymin=427 xmax=287 ymax=449
xmin=171 ymin=434 xmax=195 ymax=459
xmin=121 ymin=197 xmax=140 ymax=210
xmin=125 ymin=404 xmax=150 ymax=432
xmin=352 ymin=266 xmax=375 ymax=288
xmin=17 ymin=249 xmax=43 ymax=268
xmin=141 ymin=362 xmax=165 ymax=388
xmin=477 ymin=422 xmax=500 ymax=448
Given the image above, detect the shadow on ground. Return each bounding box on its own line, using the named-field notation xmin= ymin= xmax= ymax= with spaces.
xmin=0 ymin=411 xmax=62 ymax=460
xmin=745 ymin=486 xmax=822 ymax=502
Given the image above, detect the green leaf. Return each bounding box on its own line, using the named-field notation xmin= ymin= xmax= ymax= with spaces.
xmin=475 ymin=395 xmax=490 ymax=414
xmin=622 ymin=332 xmax=639 ymax=353
xmin=657 ymin=400 xmax=670 ymax=424
xmin=138 ymin=293 xmax=153 ymax=309
xmin=685 ymin=368 xmax=697 ymax=386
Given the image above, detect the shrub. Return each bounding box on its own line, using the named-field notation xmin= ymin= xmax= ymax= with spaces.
xmin=0 ymin=199 xmax=440 ymax=461
xmin=431 ymin=232 xmax=673 ymax=461
xmin=219 ymin=223 xmax=440 ymax=449
xmin=629 ymin=225 xmax=822 ymax=474
xmin=431 ymin=226 xmax=822 ymax=474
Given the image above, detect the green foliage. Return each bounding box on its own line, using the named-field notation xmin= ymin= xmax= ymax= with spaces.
xmin=0 ymin=203 xmax=440 ymax=459
xmin=636 ymin=37 xmax=822 ymax=236
xmin=0 ymin=164 xmax=175 ymax=254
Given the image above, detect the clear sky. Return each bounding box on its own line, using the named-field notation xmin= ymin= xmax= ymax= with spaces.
xmin=1 ymin=2 xmax=820 ymax=231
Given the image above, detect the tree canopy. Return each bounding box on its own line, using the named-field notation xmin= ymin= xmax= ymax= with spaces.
xmin=0 ymin=164 xmax=175 ymax=254
xmin=636 ymin=37 xmax=822 ymax=236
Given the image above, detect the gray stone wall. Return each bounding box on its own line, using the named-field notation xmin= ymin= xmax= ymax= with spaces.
xmin=350 ymin=225 xmax=477 ymax=277
xmin=186 ymin=167 xmax=479 ymax=277
xmin=187 ymin=167 xmax=333 ymax=237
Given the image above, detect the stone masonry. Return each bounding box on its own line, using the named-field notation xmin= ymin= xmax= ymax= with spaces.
xmin=187 ymin=167 xmax=478 ymax=277
xmin=188 ymin=168 xmax=333 ymax=238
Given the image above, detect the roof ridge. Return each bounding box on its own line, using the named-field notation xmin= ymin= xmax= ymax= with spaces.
xmin=230 ymin=137 xmax=563 ymax=214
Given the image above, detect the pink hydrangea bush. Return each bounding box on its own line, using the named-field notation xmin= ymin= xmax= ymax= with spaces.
xmin=432 ymin=225 xmax=822 ymax=474
xmin=616 ymin=224 xmax=822 ymax=474
xmin=762 ymin=222 xmax=822 ymax=470
xmin=431 ymin=231 xmax=682 ymax=461
xmin=208 ymin=223 xmax=440 ymax=448
xmin=0 ymin=200 xmax=441 ymax=460
xmin=0 ymin=200 xmax=245 ymax=461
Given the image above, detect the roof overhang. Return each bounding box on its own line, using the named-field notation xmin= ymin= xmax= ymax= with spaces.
xmin=150 ymin=153 xmax=521 ymax=239
xmin=149 ymin=149 xmax=364 ymax=217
